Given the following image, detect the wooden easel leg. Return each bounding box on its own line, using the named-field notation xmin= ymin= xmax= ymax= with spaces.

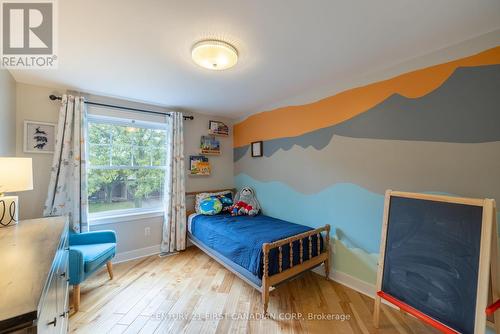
xmin=372 ymin=191 xmax=392 ymax=329
xmin=373 ymin=295 xmax=381 ymax=328
xmin=490 ymin=206 xmax=500 ymax=333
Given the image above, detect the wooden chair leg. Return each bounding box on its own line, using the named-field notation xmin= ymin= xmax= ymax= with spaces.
xmin=106 ymin=260 xmax=113 ymax=280
xmin=73 ymin=285 xmax=80 ymax=312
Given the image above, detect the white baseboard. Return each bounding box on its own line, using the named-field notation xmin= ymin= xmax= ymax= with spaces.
xmin=331 ymin=270 xmax=376 ymax=297
xmin=312 ymin=266 xmax=375 ymax=298
xmin=113 ymin=244 xmax=161 ymax=264
xmin=312 ymin=266 xmax=401 ymax=310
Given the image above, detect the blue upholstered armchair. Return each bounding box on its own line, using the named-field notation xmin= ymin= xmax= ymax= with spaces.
xmin=69 ymin=230 xmax=117 ymax=311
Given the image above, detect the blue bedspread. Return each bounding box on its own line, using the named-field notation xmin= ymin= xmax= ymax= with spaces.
xmin=190 ymin=214 xmax=323 ymax=278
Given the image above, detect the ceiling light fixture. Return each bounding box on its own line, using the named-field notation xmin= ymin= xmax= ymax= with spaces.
xmin=191 ymin=40 xmax=238 ymax=71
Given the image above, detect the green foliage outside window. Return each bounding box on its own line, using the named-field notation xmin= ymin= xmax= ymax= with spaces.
xmin=87 ymin=121 xmax=167 ymax=213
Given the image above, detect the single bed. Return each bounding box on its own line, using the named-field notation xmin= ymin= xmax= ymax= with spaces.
xmin=186 ymin=189 xmax=331 ymax=313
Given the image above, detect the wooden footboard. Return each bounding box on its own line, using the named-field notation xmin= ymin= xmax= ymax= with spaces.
xmin=261 ymin=224 xmax=331 ymax=314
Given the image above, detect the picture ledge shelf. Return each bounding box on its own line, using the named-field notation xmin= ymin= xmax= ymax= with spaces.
xmin=200 ymin=152 xmax=220 ymax=155
xmin=208 ymin=133 xmax=229 ymax=137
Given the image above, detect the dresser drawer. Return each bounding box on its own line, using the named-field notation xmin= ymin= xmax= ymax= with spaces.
xmin=56 ymin=236 xmax=69 ymax=334
xmin=0 ymin=217 xmax=69 ymax=334
xmin=37 ymin=221 xmax=69 ymax=334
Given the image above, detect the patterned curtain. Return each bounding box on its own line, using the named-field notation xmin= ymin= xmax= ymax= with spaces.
xmin=43 ymin=95 xmax=89 ymax=233
xmin=161 ymin=112 xmax=186 ymax=253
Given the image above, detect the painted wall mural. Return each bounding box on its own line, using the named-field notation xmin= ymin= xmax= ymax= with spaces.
xmin=233 ymin=46 xmax=500 ymax=285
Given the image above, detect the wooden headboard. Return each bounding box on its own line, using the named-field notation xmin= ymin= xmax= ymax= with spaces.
xmin=185 ymin=188 xmax=236 ymax=216
xmin=185 ymin=188 xmax=236 ymax=197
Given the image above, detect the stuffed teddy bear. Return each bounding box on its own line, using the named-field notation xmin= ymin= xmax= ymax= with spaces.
xmin=231 ymin=187 xmax=260 ymax=216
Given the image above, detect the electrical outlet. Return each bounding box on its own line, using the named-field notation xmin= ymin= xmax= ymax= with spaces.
xmin=144 ymin=227 xmax=151 ymax=237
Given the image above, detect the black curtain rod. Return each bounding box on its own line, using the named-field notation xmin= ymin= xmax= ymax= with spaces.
xmin=48 ymin=95 xmax=194 ymax=120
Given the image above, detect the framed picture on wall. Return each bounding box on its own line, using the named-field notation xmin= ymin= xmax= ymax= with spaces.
xmin=251 ymin=141 xmax=263 ymax=157
xmin=208 ymin=120 xmax=229 ymax=136
xmin=189 ymin=155 xmax=211 ymax=176
xmin=200 ymin=135 xmax=221 ymax=155
xmin=24 ymin=121 xmax=56 ymax=154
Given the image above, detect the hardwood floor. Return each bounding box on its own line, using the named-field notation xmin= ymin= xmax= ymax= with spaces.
xmin=69 ymin=247 xmax=439 ymax=334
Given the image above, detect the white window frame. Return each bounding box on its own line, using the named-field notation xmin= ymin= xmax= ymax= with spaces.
xmin=87 ymin=114 xmax=168 ymax=224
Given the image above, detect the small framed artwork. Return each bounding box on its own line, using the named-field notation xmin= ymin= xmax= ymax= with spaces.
xmin=200 ymin=135 xmax=221 ymax=155
xmin=24 ymin=121 xmax=56 ymax=154
xmin=189 ymin=155 xmax=211 ymax=176
xmin=208 ymin=120 xmax=229 ymax=136
xmin=251 ymin=141 xmax=263 ymax=157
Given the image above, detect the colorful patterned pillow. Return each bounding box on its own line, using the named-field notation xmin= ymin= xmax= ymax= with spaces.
xmin=195 ymin=190 xmax=232 ymax=214
xmin=199 ymin=197 xmax=222 ymax=215
xmin=211 ymin=193 xmax=233 ymax=213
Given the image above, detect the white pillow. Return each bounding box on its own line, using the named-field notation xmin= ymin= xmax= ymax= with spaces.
xmin=195 ymin=190 xmax=233 ymax=214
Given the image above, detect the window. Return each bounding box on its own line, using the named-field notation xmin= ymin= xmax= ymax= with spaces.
xmin=87 ymin=115 xmax=168 ymax=218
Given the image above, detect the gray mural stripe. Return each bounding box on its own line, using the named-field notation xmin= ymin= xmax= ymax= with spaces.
xmin=234 ymin=135 xmax=500 ymax=201
xmin=234 ymin=145 xmax=249 ymax=162
xmin=234 ymin=65 xmax=500 ymax=162
xmin=333 ymin=65 xmax=500 ymax=141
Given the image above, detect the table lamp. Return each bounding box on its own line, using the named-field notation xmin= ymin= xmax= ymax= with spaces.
xmin=0 ymin=158 xmax=33 ymax=227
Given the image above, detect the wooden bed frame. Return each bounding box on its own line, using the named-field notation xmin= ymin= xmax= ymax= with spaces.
xmin=185 ymin=189 xmax=331 ymax=314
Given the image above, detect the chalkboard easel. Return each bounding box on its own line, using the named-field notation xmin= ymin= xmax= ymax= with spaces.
xmin=373 ymin=190 xmax=500 ymax=334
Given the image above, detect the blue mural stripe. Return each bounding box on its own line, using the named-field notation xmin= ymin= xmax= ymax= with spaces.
xmin=235 ymin=173 xmax=385 ymax=254
xmin=235 ymin=173 xmax=500 ymax=254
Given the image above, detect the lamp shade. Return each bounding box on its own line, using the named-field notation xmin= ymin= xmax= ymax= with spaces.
xmin=0 ymin=158 xmax=33 ymax=193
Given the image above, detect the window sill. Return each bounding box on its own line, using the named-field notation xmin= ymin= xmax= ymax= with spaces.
xmin=90 ymin=209 xmax=164 ymax=226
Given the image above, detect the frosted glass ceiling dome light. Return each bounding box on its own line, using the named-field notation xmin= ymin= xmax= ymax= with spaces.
xmin=191 ymin=40 xmax=238 ymax=71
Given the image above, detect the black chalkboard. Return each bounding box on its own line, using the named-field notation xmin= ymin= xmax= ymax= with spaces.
xmin=381 ymin=196 xmax=483 ymax=334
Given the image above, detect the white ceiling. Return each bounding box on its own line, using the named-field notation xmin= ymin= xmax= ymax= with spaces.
xmin=9 ymin=0 xmax=500 ymax=118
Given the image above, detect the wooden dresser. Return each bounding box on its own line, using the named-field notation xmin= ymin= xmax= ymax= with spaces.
xmin=0 ymin=217 xmax=69 ymax=334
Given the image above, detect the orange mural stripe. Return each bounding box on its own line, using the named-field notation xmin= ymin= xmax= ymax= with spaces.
xmin=233 ymin=46 xmax=500 ymax=148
